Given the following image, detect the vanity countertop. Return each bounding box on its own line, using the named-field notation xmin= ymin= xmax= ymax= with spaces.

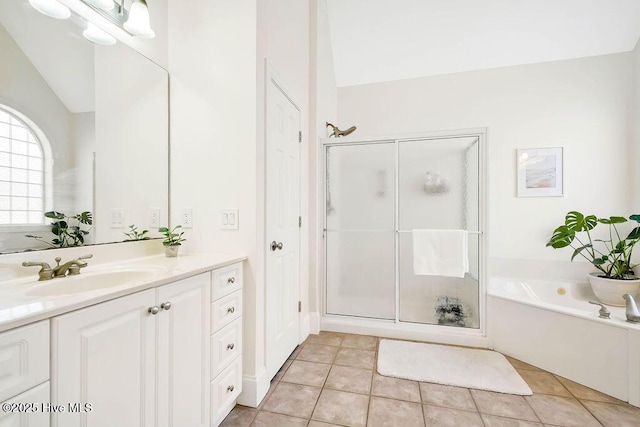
xmin=0 ymin=252 xmax=246 ymax=333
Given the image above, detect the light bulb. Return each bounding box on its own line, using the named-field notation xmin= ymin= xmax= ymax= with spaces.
xmin=28 ymin=0 xmax=71 ymax=20
xmin=83 ymin=23 xmax=117 ymax=45
xmin=123 ymin=0 xmax=155 ymax=39
xmin=83 ymin=0 xmax=114 ymax=10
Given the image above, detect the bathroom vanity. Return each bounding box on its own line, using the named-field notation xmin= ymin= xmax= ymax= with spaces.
xmin=0 ymin=248 xmax=245 ymax=427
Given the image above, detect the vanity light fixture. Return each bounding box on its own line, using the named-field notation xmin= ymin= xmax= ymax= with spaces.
xmin=80 ymin=0 xmax=155 ymax=39
xmin=83 ymin=22 xmax=117 ymax=45
xmin=123 ymin=0 xmax=155 ymax=38
xmin=28 ymin=0 xmax=71 ymax=20
xmin=83 ymin=0 xmax=115 ymax=10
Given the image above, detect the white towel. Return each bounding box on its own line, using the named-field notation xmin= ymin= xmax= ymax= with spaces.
xmin=412 ymin=229 xmax=469 ymax=278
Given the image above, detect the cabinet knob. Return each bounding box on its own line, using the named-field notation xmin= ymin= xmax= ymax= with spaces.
xmin=227 ymin=306 xmax=235 ymax=314
xmin=227 ymin=385 xmax=235 ymax=392
xmin=161 ymin=302 xmax=172 ymax=310
xmin=148 ymin=306 xmax=160 ymax=315
xmin=227 ymin=343 xmax=235 ymax=350
xmin=227 ymin=277 xmax=236 ymax=284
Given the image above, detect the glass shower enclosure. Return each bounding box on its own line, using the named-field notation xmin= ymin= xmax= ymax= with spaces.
xmin=323 ymin=132 xmax=484 ymax=330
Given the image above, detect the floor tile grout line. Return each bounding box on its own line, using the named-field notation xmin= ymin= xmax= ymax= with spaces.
xmin=573 ymin=396 xmax=606 ymax=427
xmin=239 ymin=333 xmax=638 ymax=426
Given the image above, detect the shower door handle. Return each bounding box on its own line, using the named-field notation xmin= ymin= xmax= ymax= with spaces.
xmin=270 ymin=241 xmax=283 ymax=251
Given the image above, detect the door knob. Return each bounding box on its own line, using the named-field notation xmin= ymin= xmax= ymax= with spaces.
xmin=148 ymin=306 xmax=160 ymax=315
xmin=270 ymin=241 xmax=283 ymax=251
xmin=161 ymin=302 xmax=172 ymax=310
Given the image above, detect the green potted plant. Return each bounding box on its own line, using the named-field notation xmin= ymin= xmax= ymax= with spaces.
xmin=124 ymin=224 xmax=150 ymax=241
xmin=547 ymin=211 xmax=640 ymax=306
xmin=159 ymin=225 xmax=186 ymax=257
xmin=26 ymin=211 xmax=92 ymax=248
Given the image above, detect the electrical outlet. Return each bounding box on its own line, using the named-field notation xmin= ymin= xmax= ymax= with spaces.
xmin=220 ymin=209 xmax=239 ymax=230
xmin=110 ymin=209 xmax=125 ymax=228
xmin=182 ymin=208 xmax=193 ymax=228
xmin=149 ymin=208 xmax=160 ymax=228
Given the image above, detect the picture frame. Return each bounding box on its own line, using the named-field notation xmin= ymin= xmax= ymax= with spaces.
xmin=516 ymin=147 xmax=563 ymax=197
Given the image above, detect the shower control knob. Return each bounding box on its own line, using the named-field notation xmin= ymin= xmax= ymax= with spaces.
xmin=270 ymin=241 xmax=284 ymax=251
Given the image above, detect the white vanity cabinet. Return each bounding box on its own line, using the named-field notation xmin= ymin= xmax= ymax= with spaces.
xmin=0 ymin=321 xmax=50 ymax=427
xmin=51 ymin=273 xmax=210 ymax=427
xmin=210 ymin=262 xmax=243 ymax=426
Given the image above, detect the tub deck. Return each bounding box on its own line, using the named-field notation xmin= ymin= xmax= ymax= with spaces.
xmin=488 ymin=278 xmax=640 ymax=407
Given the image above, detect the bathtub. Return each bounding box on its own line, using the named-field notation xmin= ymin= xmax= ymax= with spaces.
xmin=488 ymin=278 xmax=640 ymax=407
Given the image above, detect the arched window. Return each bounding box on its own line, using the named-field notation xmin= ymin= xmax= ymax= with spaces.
xmin=0 ymin=105 xmax=52 ymax=226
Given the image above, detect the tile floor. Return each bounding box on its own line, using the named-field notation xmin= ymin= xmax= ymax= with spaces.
xmin=221 ymin=332 xmax=640 ymax=427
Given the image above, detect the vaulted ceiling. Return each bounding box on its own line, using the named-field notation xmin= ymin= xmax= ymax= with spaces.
xmin=326 ymin=0 xmax=640 ymax=87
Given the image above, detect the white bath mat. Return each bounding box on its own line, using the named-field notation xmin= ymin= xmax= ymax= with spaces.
xmin=377 ymin=339 xmax=532 ymax=395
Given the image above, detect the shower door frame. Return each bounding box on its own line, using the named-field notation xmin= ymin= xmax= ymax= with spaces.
xmin=319 ymin=128 xmax=488 ymax=346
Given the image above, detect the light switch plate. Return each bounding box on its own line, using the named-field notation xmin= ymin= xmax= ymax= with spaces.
xmin=110 ymin=209 xmax=125 ymax=228
xmin=220 ymin=209 xmax=239 ymax=230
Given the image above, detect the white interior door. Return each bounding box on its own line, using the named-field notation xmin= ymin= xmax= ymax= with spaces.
xmin=265 ymin=72 xmax=301 ymax=381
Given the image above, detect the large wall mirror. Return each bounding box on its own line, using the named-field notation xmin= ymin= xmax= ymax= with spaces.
xmin=0 ymin=1 xmax=168 ymax=254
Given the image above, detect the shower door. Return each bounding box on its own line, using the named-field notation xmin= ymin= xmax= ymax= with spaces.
xmin=325 ymin=142 xmax=396 ymax=319
xmin=323 ymin=133 xmax=483 ymax=329
xmin=398 ymin=137 xmax=480 ymax=328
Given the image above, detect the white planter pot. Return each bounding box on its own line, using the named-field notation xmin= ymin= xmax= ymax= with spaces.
xmin=588 ymin=273 xmax=640 ymax=307
xmin=164 ymin=245 xmax=179 ymax=258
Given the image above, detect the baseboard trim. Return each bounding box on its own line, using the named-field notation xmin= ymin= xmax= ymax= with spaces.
xmin=300 ymin=313 xmax=310 ymax=342
xmin=309 ymin=312 xmax=320 ymax=334
xmin=237 ymin=368 xmax=270 ymax=408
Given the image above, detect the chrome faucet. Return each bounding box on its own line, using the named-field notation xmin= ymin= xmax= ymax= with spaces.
xmin=22 ymin=261 xmax=54 ymax=281
xmin=52 ymin=254 xmax=93 ymax=278
xmin=622 ymin=294 xmax=640 ymax=323
xmin=588 ymin=301 xmax=611 ymax=319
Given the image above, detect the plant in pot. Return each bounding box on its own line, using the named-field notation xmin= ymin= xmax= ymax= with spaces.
xmin=547 ymin=211 xmax=640 ymax=306
xmin=159 ymin=225 xmax=186 ymax=257
xmin=25 ymin=211 xmax=93 ymax=248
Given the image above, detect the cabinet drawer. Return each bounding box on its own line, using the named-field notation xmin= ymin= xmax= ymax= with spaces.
xmin=211 ymin=319 xmax=242 ymax=379
xmin=212 ymin=263 xmax=242 ymax=301
xmin=211 ymin=358 xmax=241 ymax=425
xmin=0 ymin=321 xmax=49 ymax=402
xmin=211 ymin=291 xmax=242 ymax=333
xmin=0 ymin=381 xmax=50 ymax=427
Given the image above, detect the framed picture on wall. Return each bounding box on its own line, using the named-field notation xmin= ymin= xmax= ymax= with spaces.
xmin=516 ymin=147 xmax=563 ymax=197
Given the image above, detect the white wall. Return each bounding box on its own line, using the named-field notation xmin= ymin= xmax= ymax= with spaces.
xmin=309 ymin=0 xmax=338 ymax=323
xmin=70 ymin=112 xmax=95 ymax=219
xmin=167 ymin=0 xmax=260 ymax=403
xmin=337 ymin=53 xmax=634 ymax=271
xmin=633 ymin=40 xmax=640 ymax=212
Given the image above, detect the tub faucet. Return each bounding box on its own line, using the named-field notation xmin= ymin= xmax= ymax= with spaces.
xmin=622 ymin=294 xmax=640 ymax=323
xmin=588 ymin=301 xmax=611 ymax=319
xmin=52 ymin=254 xmax=93 ymax=278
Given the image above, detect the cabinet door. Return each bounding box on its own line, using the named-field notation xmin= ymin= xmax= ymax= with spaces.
xmin=51 ymin=290 xmax=156 ymax=427
xmin=157 ymin=273 xmax=210 ymax=427
xmin=0 ymin=382 xmax=49 ymax=427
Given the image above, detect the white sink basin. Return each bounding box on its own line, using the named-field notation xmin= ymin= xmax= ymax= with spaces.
xmin=26 ymin=267 xmax=164 ymax=297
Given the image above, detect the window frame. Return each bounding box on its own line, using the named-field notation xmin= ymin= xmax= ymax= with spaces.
xmin=0 ymin=104 xmax=54 ymax=230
